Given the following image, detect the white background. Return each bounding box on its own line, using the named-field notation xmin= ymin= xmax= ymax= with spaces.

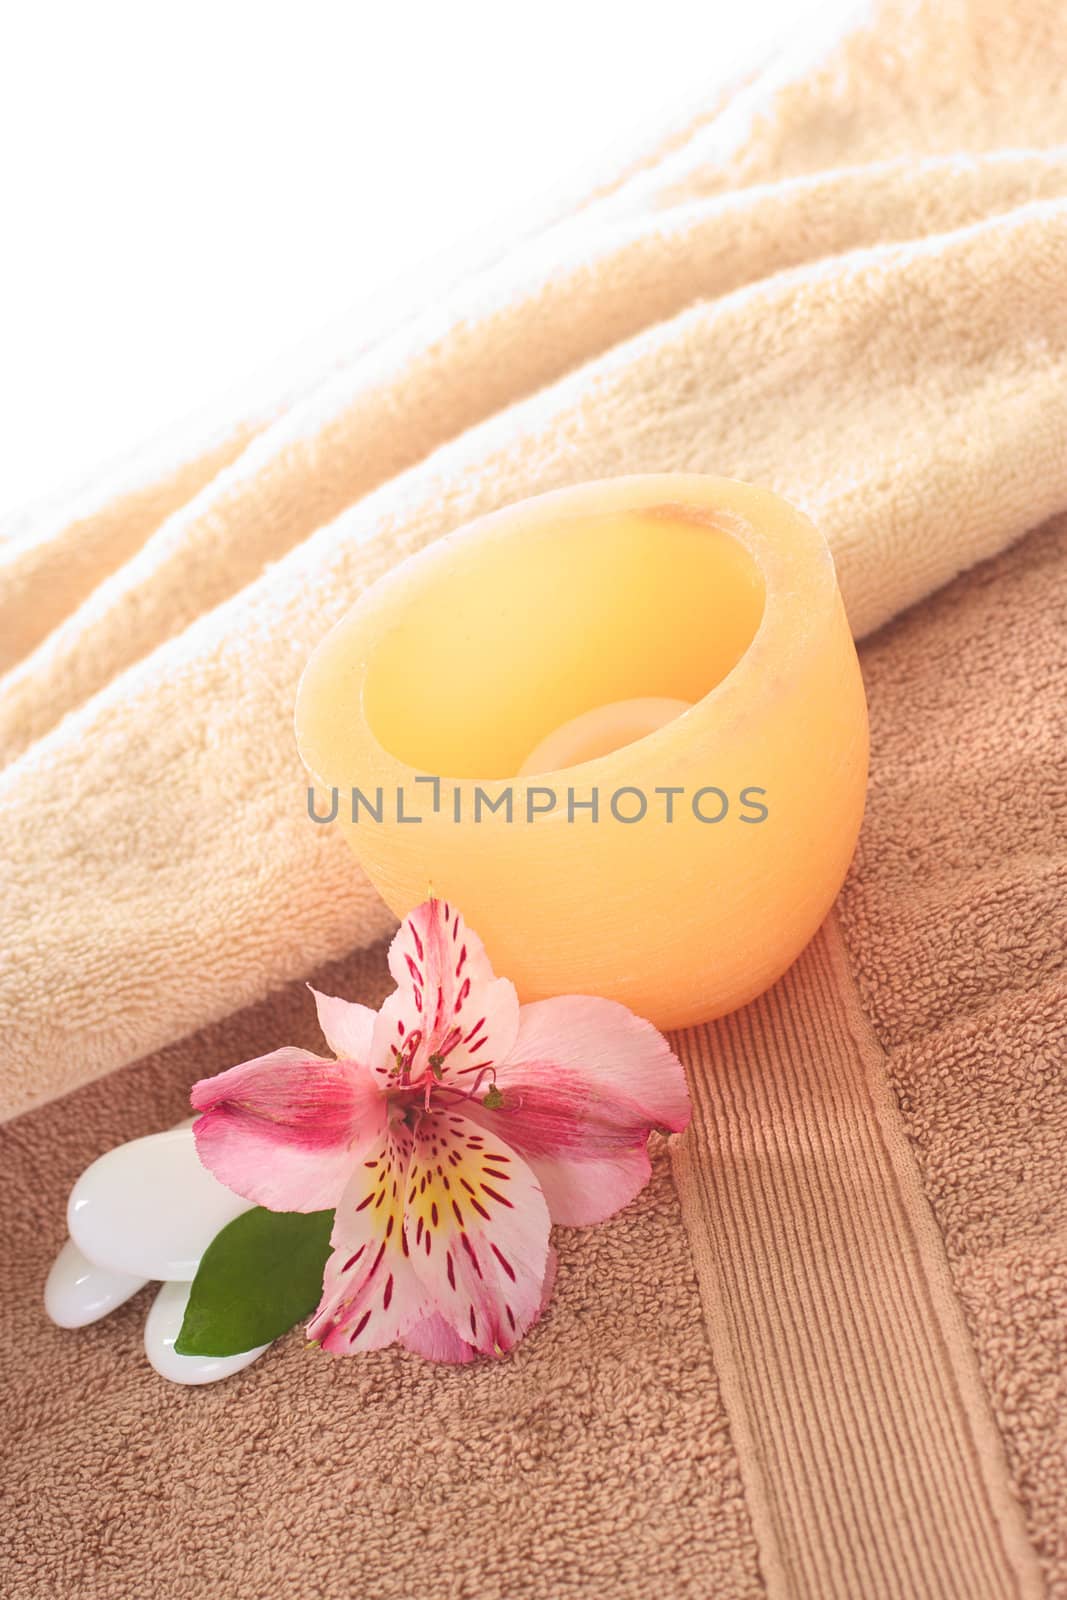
xmin=0 ymin=0 xmax=809 ymax=517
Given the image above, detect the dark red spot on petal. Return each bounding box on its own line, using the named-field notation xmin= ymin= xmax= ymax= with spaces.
xmin=355 ymin=1193 xmax=374 ymax=1212
xmin=350 ymin=1310 xmax=372 ymax=1341
xmin=446 ymin=1252 xmax=456 ymax=1290
xmin=469 ymin=1307 xmax=477 ymax=1336
xmin=383 ymin=1274 xmax=394 ymax=1309
xmin=490 ymin=1244 xmax=516 ymax=1281
xmin=431 ymin=1202 xmax=439 ymax=1227
xmin=470 ymin=1198 xmax=490 ymax=1220
xmin=341 ymin=1247 xmax=366 ymax=1272
xmin=482 ymin=1185 xmax=513 ymax=1208
xmin=460 ymin=1233 xmax=482 ymax=1278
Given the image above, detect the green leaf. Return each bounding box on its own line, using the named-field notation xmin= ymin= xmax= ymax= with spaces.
xmin=175 ymin=1207 xmax=334 ymax=1357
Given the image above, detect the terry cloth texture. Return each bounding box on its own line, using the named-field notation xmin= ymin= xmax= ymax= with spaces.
xmin=2 ymin=520 xmax=1062 ymax=1600
xmin=3 ymin=0 xmax=1067 ymax=1117
xmin=670 ymin=523 xmax=1064 ymax=1599
xmin=835 ymin=517 xmax=1067 ymax=1597
xmin=1 ymin=945 xmax=765 ymax=1600
xmin=669 ymin=519 xmax=1065 ymax=1600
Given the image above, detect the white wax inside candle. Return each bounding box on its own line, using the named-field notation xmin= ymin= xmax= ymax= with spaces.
xmin=517 ymin=697 xmax=692 ymax=777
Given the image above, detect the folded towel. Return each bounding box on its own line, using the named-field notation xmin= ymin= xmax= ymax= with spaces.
xmin=3 ymin=0 xmax=1067 ymax=1118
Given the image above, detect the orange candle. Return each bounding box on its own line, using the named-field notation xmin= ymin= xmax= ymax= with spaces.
xmin=296 ymin=475 xmax=868 ymax=1029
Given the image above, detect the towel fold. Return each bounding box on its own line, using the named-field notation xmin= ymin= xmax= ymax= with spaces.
xmin=4 ymin=0 xmax=1067 ymax=1119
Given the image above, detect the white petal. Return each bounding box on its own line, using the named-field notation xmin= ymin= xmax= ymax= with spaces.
xmin=68 ymin=1126 xmax=252 ymax=1280
xmin=310 ymin=988 xmax=376 ymax=1061
xmin=44 ymin=1238 xmax=147 ymax=1329
xmin=143 ymin=1280 xmax=271 ymax=1385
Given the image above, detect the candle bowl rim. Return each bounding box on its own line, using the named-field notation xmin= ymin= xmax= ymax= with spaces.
xmin=296 ymin=473 xmax=839 ymax=792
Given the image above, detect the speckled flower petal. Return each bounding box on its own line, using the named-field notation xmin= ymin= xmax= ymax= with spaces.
xmin=402 ymin=1112 xmax=549 ymax=1356
xmin=192 ymin=1047 xmax=386 ymax=1213
xmin=369 ymin=899 xmax=519 ymax=1091
xmin=308 ymin=1123 xmax=429 ymax=1353
xmin=400 ymin=1245 xmax=558 ymax=1364
xmin=467 ymin=995 xmax=690 ymax=1225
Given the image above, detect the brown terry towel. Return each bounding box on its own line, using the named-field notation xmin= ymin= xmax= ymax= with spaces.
xmin=835 ymin=516 xmax=1067 ymax=1598
xmin=3 ymin=0 xmax=1067 ymax=1118
xmin=3 ymin=503 xmax=1062 ymax=1600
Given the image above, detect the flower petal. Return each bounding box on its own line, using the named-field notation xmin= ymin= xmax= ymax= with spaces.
xmin=400 ymin=1245 xmax=558 ymax=1364
xmin=370 ymin=898 xmax=519 ymax=1092
xmin=191 ymin=1047 xmax=385 ymax=1212
xmin=310 ymin=987 xmax=377 ymax=1062
xmin=505 ymin=996 xmax=690 ymax=1130
xmin=400 ymin=1311 xmax=477 ymax=1365
xmin=308 ymin=1124 xmax=428 ymax=1353
xmin=522 ymin=1150 xmax=654 ymax=1227
xmin=466 ymin=996 xmax=690 ymax=1226
xmin=403 ymin=1112 xmax=550 ymax=1356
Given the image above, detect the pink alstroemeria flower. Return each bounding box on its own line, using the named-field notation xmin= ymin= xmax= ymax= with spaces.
xmin=191 ymin=899 xmax=689 ymax=1362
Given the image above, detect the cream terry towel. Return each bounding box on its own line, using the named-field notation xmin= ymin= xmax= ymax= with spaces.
xmin=3 ymin=0 xmax=1067 ymax=1118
